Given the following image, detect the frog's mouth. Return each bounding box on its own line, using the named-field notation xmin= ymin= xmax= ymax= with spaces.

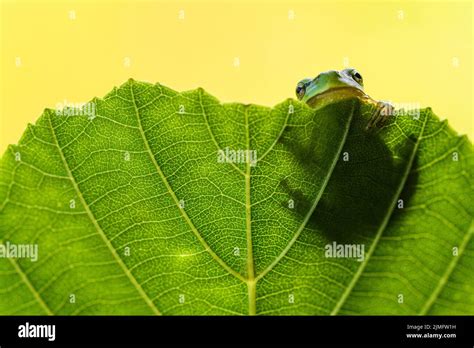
xmin=305 ymin=86 xmax=367 ymax=108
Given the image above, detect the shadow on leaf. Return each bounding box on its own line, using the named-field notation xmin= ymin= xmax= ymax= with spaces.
xmin=279 ymin=99 xmax=419 ymax=246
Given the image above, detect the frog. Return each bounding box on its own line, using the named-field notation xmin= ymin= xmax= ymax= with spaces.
xmin=295 ymin=68 xmax=394 ymax=129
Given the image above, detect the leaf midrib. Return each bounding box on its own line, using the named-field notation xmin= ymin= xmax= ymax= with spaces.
xmin=244 ymin=105 xmax=256 ymax=315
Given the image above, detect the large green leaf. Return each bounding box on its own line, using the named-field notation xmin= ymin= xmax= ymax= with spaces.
xmin=0 ymin=80 xmax=472 ymax=315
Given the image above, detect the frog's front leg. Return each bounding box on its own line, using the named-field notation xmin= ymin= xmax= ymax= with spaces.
xmin=361 ymin=97 xmax=395 ymax=130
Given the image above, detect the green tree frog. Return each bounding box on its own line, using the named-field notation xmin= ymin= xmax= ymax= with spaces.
xmin=296 ymin=69 xmax=393 ymax=129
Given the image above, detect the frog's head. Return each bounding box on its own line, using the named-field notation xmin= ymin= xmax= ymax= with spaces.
xmin=296 ymin=68 xmax=364 ymax=104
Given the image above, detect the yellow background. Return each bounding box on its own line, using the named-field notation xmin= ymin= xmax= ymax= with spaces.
xmin=1 ymin=0 xmax=472 ymax=154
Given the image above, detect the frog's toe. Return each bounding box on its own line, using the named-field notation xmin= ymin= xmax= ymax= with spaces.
xmin=366 ymin=101 xmax=394 ymax=130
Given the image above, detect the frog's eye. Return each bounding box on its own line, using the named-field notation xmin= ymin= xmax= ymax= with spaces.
xmin=352 ymin=71 xmax=363 ymax=85
xmin=296 ymin=83 xmax=306 ymax=100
